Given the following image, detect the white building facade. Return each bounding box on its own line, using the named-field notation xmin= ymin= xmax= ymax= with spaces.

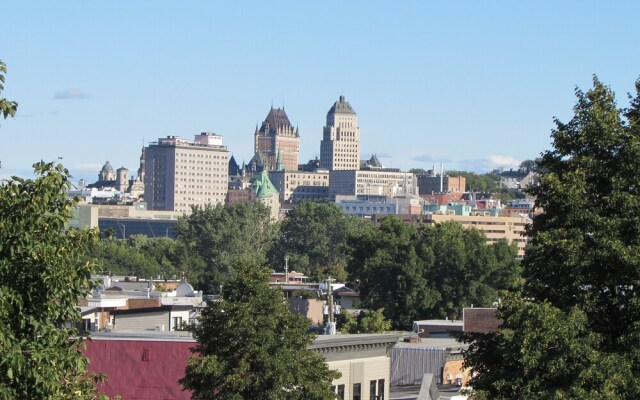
xmin=329 ymin=170 xmax=418 ymax=198
xmin=144 ymin=133 xmax=229 ymax=213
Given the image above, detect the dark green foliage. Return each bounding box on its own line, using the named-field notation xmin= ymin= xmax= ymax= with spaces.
xmin=445 ymin=171 xmax=501 ymax=192
xmin=408 ymin=168 xmax=428 ymax=175
xmin=461 ymin=294 xmax=632 ymax=400
xmin=338 ymin=309 xmax=391 ymax=334
xmin=523 ymin=77 xmax=640 ymax=346
xmin=418 ymin=222 xmax=519 ymax=319
xmin=348 ymin=217 xmax=520 ymax=329
xmin=462 ymin=77 xmax=640 ymax=399
xmin=518 ymin=159 xmax=538 ymax=174
xmin=87 ymin=235 xmax=185 ymax=279
xmin=175 ymin=202 xmax=277 ymax=292
xmin=349 ymin=217 xmax=439 ymax=330
xmin=0 ymin=162 xmax=104 ymax=398
xmin=0 ymin=60 xmax=18 ymax=122
xmin=271 ymin=202 xmax=371 ymax=280
xmin=180 ymin=259 xmax=340 ymax=399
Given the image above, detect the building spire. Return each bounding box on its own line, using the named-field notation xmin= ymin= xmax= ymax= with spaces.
xmin=275 ymin=148 xmax=284 ymax=171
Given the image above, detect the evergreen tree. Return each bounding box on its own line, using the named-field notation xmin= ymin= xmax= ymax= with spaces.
xmin=181 ymin=258 xmax=339 ymax=399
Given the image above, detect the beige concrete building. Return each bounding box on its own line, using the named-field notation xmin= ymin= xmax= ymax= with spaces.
xmin=329 ymin=170 xmax=418 ymax=198
xmin=311 ymin=334 xmax=398 ymax=400
xmin=425 ymin=213 xmax=530 ymax=258
xmin=269 ymin=170 xmax=330 ymax=203
xmin=320 ymin=96 xmax=361 ymax=170
xmin=144 ymin=133 xmax=229 ymax=213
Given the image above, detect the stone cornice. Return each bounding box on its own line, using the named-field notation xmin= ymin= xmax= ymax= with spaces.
xmin=309 ymin=334 xmax=399 ymax=355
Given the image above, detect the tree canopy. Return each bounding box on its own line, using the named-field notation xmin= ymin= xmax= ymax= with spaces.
xmin=86 ymin=235 xmax=184 ymax=278
xmin=348 ymin=217 xmax=520 ymax=329
xmin=461 ymin=77 xmax=640 ymax=398
xmin=338 ymin=309 xmax=392 ymax=334
xmin=180 ymin=259 xmax=339 ymax=399
xmin=270 ymin=202 xmax=371 ymax=281
xmin=445 ymin=171 xmax=501 ymax=192
xmin=0 ymin=162 xmax=104 ymax=398
xmin=175 ymin=202 xmax=277 ymax=292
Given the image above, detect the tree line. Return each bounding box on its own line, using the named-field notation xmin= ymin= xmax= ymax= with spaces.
xmin=86 ymin=200 xmax=520 ymax=330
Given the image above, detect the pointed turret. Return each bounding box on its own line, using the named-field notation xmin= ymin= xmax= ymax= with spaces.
xmin=275 ymin=149 xmax=284 ymax=171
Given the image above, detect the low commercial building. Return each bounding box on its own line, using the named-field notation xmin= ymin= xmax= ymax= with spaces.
xmin=84 ymin=332 xmax=398 ymax=400
xmin=424 ymin=213 xmax=530 ymax=258
xmin=269 ymin=170 xmax=330 ymax=203
xmin=417 ymin=174 xmax=466 ymax=195
xmin=329 ymin=170 xmax=418 ymax=198
xmin=70 ymin=203 xmax=183 ymax=239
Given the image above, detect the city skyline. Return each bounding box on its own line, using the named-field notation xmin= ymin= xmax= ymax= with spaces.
xmin=1 ymin=1 xmax=639 ymax=183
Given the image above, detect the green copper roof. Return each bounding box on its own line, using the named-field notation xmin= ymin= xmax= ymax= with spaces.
xmin=251 ymin=172 xmax=279 ymax=199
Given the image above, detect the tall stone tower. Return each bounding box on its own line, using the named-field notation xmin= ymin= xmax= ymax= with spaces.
xmin=320 ymin=96 xmax=360 ymax=170
xmin=254 ymin=107 xmax=300 ymax=171
xmin=116 ymin=167 xmax=129 ymax=193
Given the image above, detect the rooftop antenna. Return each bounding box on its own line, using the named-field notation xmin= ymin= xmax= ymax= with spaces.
xmin=440 ymin=162 xmax=444 ymax=193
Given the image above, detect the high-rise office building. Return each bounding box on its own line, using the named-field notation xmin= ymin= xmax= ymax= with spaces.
xmin=320 ymin=96 xmax=361 ymax=170
xmin=254 ymin=107 xmax=300 ymax=172
xmin=144 ymin=133 xmax=229 ymax=213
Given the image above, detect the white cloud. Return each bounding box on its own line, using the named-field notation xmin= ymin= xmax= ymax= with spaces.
xmin=455 ymin=155 xmax=521 ymax=173
xmin=53 ymin=88 xmax=90 ymax=99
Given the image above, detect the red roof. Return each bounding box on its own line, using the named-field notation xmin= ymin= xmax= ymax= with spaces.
xmin=85 ymin=338 xmax=194 ymax=399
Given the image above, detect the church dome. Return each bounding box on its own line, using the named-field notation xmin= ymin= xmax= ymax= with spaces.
xmin=101 ymin=161 xmax=114 ymax=174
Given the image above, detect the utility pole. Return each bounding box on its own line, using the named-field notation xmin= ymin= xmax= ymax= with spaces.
xmin=284 ymin=255 xmax=289 ymax=283
xmin=326 ymin=276 xmax=335 ymax=324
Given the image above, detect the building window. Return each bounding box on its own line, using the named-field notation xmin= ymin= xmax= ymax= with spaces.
xmin=353 ymin=383 xmax=361 ymax=400
xmin=172 ymin=316 xmax=183 ymax=330
xmin=331 ymin=384 xmax=345 ymax=400
xmin=369 ymin=379 xmax=384 ymax=400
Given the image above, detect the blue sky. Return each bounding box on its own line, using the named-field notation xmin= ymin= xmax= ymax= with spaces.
xmin=1 ymin=1 xmax=638 ymax=183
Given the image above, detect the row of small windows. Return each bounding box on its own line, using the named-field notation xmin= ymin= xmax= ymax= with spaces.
xmin=177 ymin=193 xmax=224 ymax=199
xmin=342 ymin=206 xmax=393 ymax=213
xmin=176 ymin=152 xmax=225 ymax=159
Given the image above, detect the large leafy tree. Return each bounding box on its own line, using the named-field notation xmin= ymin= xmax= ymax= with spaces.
xmin=271 ymin=202 xmax=370 ymax=280
xmin=0 ymin=162 xmax=104 ymax=398
xmin=461 ymin=77 xmax=640 ymax=398
xmin=349 ymin=217 xmax=439 ymax=329
xmin=523 ymin=77 xmax=640 ymax=347
xmin=175 ymin=202 xmax=277 ymax=292
xmin=180 ymin=258 xmax=339 ymax=399
xmin=349 ymin=217 xmax=519 ymax=328
xmin=86 ymin=235 xmax=187 ymax=279
xmin=418 ymin=222 xmax=516 ymax=319
xmin=462 ymin=294 xmax=628 ymax=400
